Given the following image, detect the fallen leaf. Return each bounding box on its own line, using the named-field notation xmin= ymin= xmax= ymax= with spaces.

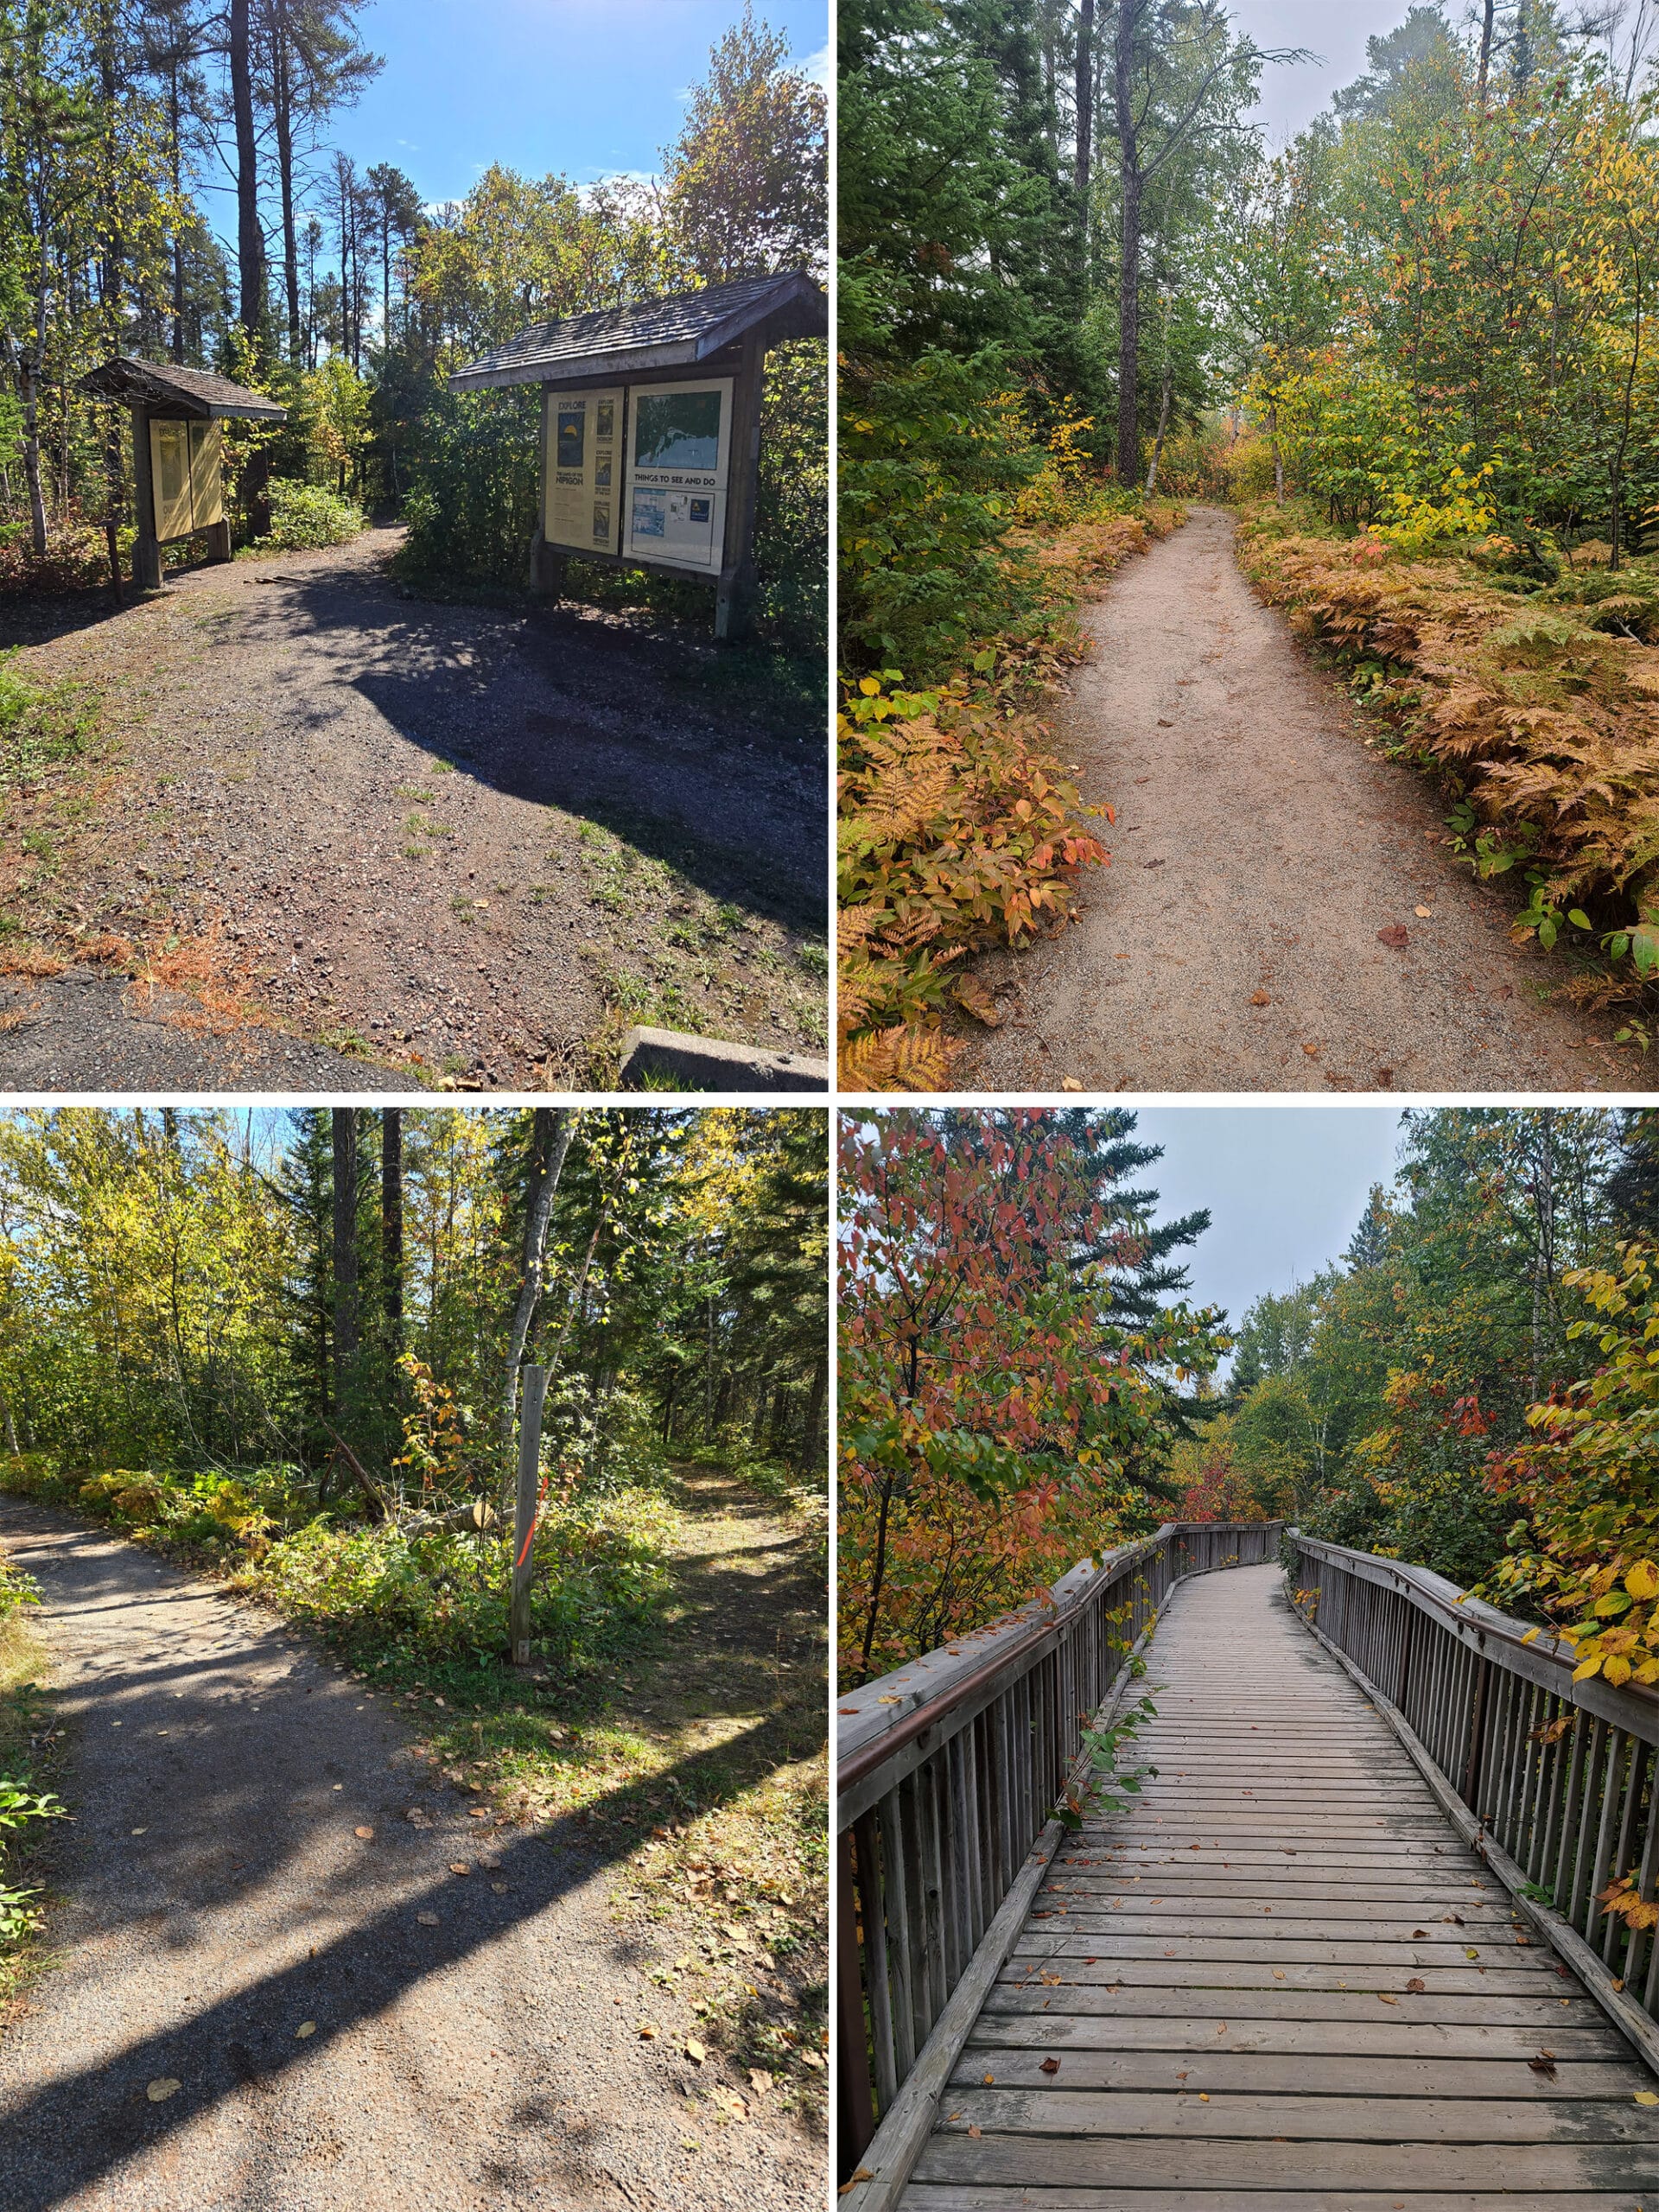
xmin=1302 ymin=1042 xmax=1320 ymax=1058
xmin=478 ymin=1853 xmax=502 ymax=1870
xmin=1249 ymin=990 xmax=1271 ymax=1007
xmin=130 ymin=1827 xmax=147 ymax=1836
xmin=684 ymin=2039 xmax=706 ymax=2064
xmin=838 ymin=2171 xmax=873 ymax=2196
xmin=1414 ymin=906 xmax=1432 ymax=918
xmin=982 ymin=2073 xmax=995 ymax=2085
xmin=1405 ymin=1977 xmax=1426 ymax=1993
xmin=147 ymin=2078 xmax=181 ymax=2102
xmin=966 ymin=2126 xmax=982 ymax=2139
xmin=1039 ymin=2057 xmax=1060 ymax=2075
xmin=747 ymin=2069 xmax=772 ymax=2095
xmin=1529 ymin=2053 xmax=1558 ymax=2078
xmin=353 ymin=1826 xmax=374 ymax=1840
xmin=1636 ymin=2090 xmax=1659 ymax=2106
xmin=450 ymin=1862 xmax=472 ymax=1875
xmin=468 ymin=1807 xmax=491 ymax=1820
xmin=1465 ymin=1948 xmax=1480 ymax=1960
xmin=1412 ymin=1930 xmax=1427 ymax=1940
xmin=295 ymin=2021 xmax=316 ymax=2040
xmin=492 ymin=1881 xmax=508 ymax=1894
xmin=639 ymin=2024 xmax=658 ymax=2040
xmin=1377 ymin=925 xmax=1409 ymax=949
xmin=1061 ymin=1077 xmax=1083 ymax=1092
xmin=800 ymin=2050 xmax=825 ymax=2070
xmin=1377 ymin=1993 xmax=1400 ymax=2005
xmin=416 ymin=1910 xmax=440 ymax=1926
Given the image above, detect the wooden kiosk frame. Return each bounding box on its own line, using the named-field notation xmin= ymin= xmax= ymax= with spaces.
xmin=78 ymin=359 xmax=288 ymax=592
xmin=448 ymin=272 xmax=827 ymax=640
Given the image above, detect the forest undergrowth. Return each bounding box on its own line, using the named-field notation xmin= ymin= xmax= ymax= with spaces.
xmin=1240 ymin=505 xmax=1659 ymax=1044
xmin=837 ymin=494 xmax=1183 ymax=1090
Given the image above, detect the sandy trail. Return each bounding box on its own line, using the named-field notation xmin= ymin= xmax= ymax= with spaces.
xmin=0 ymin=1495 xmax=823 ymax=2212
xmin=963 ymin=505 xmax=1630 ymax=1094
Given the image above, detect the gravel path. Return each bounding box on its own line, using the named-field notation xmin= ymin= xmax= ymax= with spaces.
xmin=0 ymin=1497 xmax=823 ymax=2212
xmin=0 ymin=967 xmax=409 ymax=1091
xmin=3 ymin=534 xmax=826 ymax=1090
xmin=963 ymin=505 xmax=1630 ymax=1093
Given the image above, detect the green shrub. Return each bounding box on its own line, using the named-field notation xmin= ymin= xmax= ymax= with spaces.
xmin=249 ymin=1489 xmax=674 ymax=1670
xmin=257 ymin=477 xmax=368 ymax=551
xmin=392 ymin=388 xmax=540 ymax=594
xmin=0 ymin=1556 xmax=39 ymax=1627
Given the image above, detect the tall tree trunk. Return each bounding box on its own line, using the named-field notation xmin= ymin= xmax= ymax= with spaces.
xmin=499 ymin=1109 xmax=575 ymax=1452
xmin=1073 ymin=0 xmax=1094 ymax=202
xmin=229 ymin=0 xmax=264 ymax=335
xmin=168 ymin=47 xmax=187 ymax=363
xmin=1114 ymin=6 xmax=1141 ymax=484
xmin=271 ymin=9 xmax=302 ymax=361
xmin=381 ymin=1107 xmax=404 ymax=1363
xmin=1144 ymin=347 xmax=1172 ymax=493
xmin=795 ymin=1355 xmax=827 ymax=1478
xmin=1477 ymin=0 xmax=1496 ymax=105
xmin=95 ymin=0 xmax=124 ymax=602
xmin=332 ymin=1108 xmax=359 ymax=1438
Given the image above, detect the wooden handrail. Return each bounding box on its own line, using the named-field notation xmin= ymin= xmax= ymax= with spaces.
xmin=1287 ymin=1529 xmax=1659 ymax=2073
xmin=835 ymin=1518 xmax=1287 ymax=2173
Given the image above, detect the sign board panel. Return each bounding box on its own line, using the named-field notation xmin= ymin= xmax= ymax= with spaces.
xmin=543 ymin=386 xmax=624 ymax=555
xmin=624 ymin=378 xmax=732 ymax=575
xmin=148 ymin=417 xmax=223 ymax=541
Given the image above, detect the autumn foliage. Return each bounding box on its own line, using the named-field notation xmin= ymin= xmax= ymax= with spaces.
xmin=1484 ymin=1239 xmax=1659 ymax=1693
xmin=1238 ymin=519 xmax=1659 ymax=1013
xmin=838 ymin=1110 xmax=1222 ymax=1684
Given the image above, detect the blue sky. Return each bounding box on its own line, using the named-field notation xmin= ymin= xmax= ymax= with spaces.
xmin=328 ymin=0 xmax=830 ymax=207
xmin=1130 ymin=1106 xmax=1406 ymax=1334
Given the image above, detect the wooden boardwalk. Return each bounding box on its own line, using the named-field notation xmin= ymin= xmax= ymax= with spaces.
xmin=901 ymin=1563 xmax=1659 ymax=2209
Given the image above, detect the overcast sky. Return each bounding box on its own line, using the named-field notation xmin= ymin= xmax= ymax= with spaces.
xmin=1130 ymin=1105 xmax=1406 ymax=1332
xmin=1230 ymin=0 xmax=1433 ymax=142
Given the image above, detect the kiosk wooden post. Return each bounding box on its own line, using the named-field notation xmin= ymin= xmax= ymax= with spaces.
xmin=129 ymin=404 xmax=163 ymax=592
xmin=715 ymin=328 xmax=766 ymax=642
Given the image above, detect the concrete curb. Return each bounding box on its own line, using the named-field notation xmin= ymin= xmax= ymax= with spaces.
xmin=618 ymin=1025 xmax=829 ymax=1092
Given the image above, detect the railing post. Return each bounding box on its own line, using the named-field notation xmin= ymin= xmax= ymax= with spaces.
xmin=1463 ymin=1651 xmax=1491 ymax=1810
xmin=837 ymin=1827 xmax=877 ymax=2159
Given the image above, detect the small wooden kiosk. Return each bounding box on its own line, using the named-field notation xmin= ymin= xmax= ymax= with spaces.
xmin=448 ymin=271 xmax=826 ymax=639
xmin=78 ymin=358 xmax=288 ymax=592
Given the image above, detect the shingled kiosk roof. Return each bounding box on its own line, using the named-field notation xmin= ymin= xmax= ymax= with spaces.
xmin=447 ymin=270 xmax=826 ymax=392
xmin=78 ymin=358 xmax=288 ymax=421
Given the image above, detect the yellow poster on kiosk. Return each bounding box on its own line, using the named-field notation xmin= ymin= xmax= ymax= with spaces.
xmin=624 ymin=378 xmax=731 ymax=575
xmin=149 ymin=418 xmax=224 ymax=540
xmin=543 ymin=387 xmax=624 ymax=555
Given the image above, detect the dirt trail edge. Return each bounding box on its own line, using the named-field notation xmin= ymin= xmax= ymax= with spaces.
xmin=963 ymin=505 xmax=1628 ymax=1093
xmin=0 ymin=1491 xmax=823 ymax=2212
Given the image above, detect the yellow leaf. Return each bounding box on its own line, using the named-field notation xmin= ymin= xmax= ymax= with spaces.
xmin=859 ymin=677 xmax=880 ymax=697
xmin=1636 ymin=2090 xmax=1659 ymax=2106
xmin=1521 ymin=1628 xmax=1540 ymax=1645
xmin=1605 ymin=1656 xmax=1633 ymax=1687
xmin=147 ymin=2079 xmax=181 ymax=2102
xmin=295 ymin=2021 xmax=316 ymax=2040
xmin=1573 ymin=1655 xmax=1605 ymax=1681
xmin=1626 ymin=1560 xmax=1659 ymax=1600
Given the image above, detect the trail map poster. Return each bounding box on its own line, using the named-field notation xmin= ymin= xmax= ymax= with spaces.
xmin=624 ymin=378 xmax=731 ymax=574
xmin=148 ymin=417 xmax=223 ymax=540
xmin=543 ymin=386 xmax=623 ymax=554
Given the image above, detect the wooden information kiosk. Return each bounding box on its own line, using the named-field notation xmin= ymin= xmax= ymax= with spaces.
xmin=78 ymin=359 xmax=288 ymax=592
xmin=448 ymin=271 xmax=826 ymax=640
